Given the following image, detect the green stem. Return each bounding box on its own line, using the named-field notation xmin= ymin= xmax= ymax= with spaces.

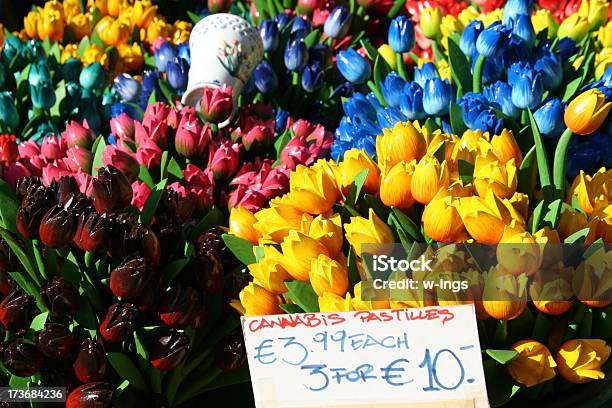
xmin=472 ymin=55 xmax=486 ymax=94
xmin=396 ymin=53 xmax=408 ymax=80
xmin=387 ymin=0 xmax=405 ymax=18
xmin=527 ymin=109 xmax=552 ymax=190
xmin=174 ymin=368 xmax=223 ymax=406
xmin=366 ymin=80 xmax=386 ymax=106
xmin=553 ymin=128 xmax=574 ymax=198
xmin=165 ymin=366 xmax=183 ymax=406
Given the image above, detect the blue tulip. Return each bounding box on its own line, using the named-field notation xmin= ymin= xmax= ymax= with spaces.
xmin=0 ymin=92 xmax=19 ymax=129
xmin=534 ymin=49 xmax=563 ymax=90
xmin=343 ymin=92 xmax=378 ymax=122
xmin=62 ymin=57 xmax=82 ymax=83
xmin=309 ymin=44 xmax=331 ymax=65
xmin=284 ymin=37 xmax=308 ymax=71
xmin=458 ymin=92 xmax=504 ymax=134
xmin=301 ymin=62 xmax=324 ymax=93
xmin=423 ymin=78 xmax=452 ymax=116
xmin=558 ymin=37 xmax=578 ymax=61
xmin=501 ymin=35 xmax=529 ymax=67
xmin=473 ymin=107 xmax=503 ymax=134
xmin=177 ymin=42 xmax=191 ymax=64
xmin=291 ymin=16 xmax=311 ymax=38
xmin=414 ymin=62 xmax=439 ymax=88
xmin=330 ymin=82 xmax=354 ymax=98
xmin=377 ymin=107 xmax=406 ymax=129
xmin=472 ymin=55 xmax=503 ymax=85
xmin=503 ymin=0 xmax=533 ymax=22
xmin=0 ymin=63 xmax=5 ymax=89
xmin=388 ymin=16 xmax=415 ymax=53
xmin=29 ymin=60 xmax=52 ymax=88
xmin=139 ymin=70 xmax=159 ymax=109
xmin=253 ymin=61 xmax=278 ymax=94
xmin=111 ymin=102 xmax=142 ymax=120
xmin=155 ymin=42 xmax=177 ymax=72
xmin=167 ymin=57 xmax=190 ymax=90
xmin=460 ymin=20 xmax=484 ymax=58
xmin=476 ymin=21 xmax=512 ymax=58
xmin=114 ymin=73 xmax=141 ymax=102
xmin=275 ymin=108 xmax=290 ymax=133
xmin=324 ymin=6 xmax=351 ymax=39
xmin=1 ymin=35 xmax=25 ymax=68
xmin=29 ymin=61 xmax=55 ymax=110
xmin=399 ymin=82 xmax=426 ymax=120
xmin=510 ymin=15 xmax=535 ymax=46
xmin=259 ymin=19 xmax=280 ymax=52
xmin=80 ymin=63 xmax=106 ymax=91
xmin=332 ymin=115 xmax=380 ymax=160
xmin=508 ymin=62 xmax=543 ymax=109
xmin=484 ymin=81 xmax=520 ymax=119
xmin=534 ymin=98 xmax=565 ymax=139
xmin=24 ymin=40 xmax=45 ymax=61
xmin=243 ymin=74 xmax=256 ymax=94
xmin=380 ymin=72 xmax=405 ymax=108
xmin=336 ymin=48 xmax=371 ymax=84
xmin=274 ymin=12 xmax=290 ymax=30
xmin=602 ymin=65 xmax=612 ymax=87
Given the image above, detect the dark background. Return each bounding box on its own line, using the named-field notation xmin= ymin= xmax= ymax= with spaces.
xmin=1 ymin=0 xmax=45 ymax=31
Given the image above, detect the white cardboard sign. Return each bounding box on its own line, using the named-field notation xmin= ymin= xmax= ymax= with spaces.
xmin=242 ymin=304 xmax=490 ymax=408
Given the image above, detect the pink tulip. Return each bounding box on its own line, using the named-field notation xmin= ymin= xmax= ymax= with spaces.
xmin=131 ymin=181 xmax=152 ymax=210
xmin=297 ymin=0 xmax=323 ymax=15
xmin=184 ymin=164 xmax=215 ymax=210
xmin=291 ymin=119 xmax=317 ymax=139
xmin=103 ymin=145 xmax=139 ymax=181
xmin=3 ymin=162 xmax=32 ymax=187
xmin=243 ymin=123 xmax=274 ymax=151
xmin=136 ymin=136 xmax=163 ymax=169
xmin=144 ymin=102 xmax=179 ymax=129
xmin=23 ymin=156 xmax=47 ymax=176
xmin=175 ymin=111 xmax=209 ymax=159
xmin=66 ymin=147 xmax=93 ymax=172
xmin=17 ymin=140 xmax=41 ymax=158
xmin=110 ymin=114 xmax=135 ymax=141
xmin=41 ymin=136 xmax=67 ymax=161
xmin=281 ymin=137 xmax=314 ymax=169
xmin=74 ymin=171 xmax=94 ymax=196
xmin=259 ymin=166 xmax=290 ymax=198
xmin=312 ymin=9 xmax=330 ymax=27
xmin=62 ymin=120 xmax=95 ymax=148
xmin=208 ymin=140 xmax=240 ymax=180
xmin=200 ymin=85 xmax=233 ymax=124
xmin=42 ymin=161 xmax=70 ymax=186
xmin=227 ymin=185 xmax=267 ymax=211
xmin=208 ymin=0 xmax=233 ymax=13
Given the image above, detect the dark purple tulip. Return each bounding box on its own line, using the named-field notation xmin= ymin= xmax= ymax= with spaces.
xmin=158 ymin=286 xmax=199 ymax=328
xmin=39 ymin=205 xmax=77 ymax=248
xmin=66 ymin=382 xmax=113 ymax=408
xmin=149 ymin=331 xmax=189 ymax=371
xmin=73 ymin=212 xmax=110 ymax=253
xmin=40 ymin=276 xmax=80 ymax=316
xmin=2 ymin=339 xmax=44 ymax=377
xmin=109 ymin=256 xmax=150 ymax=300
xmin=0 ymin=290 xmax=33 ymax=330
xmin=37 ymin=323 xmax=74 ymax=359
xmin=73 ymin=339 xmax=109 ymax=383
xmin=99 ymin=303 xmax=138 ymax=343
xmin=215 ymin=330 xmax=247 ymax=373
xmin=91 ymin=166 xmax=133 ymax=214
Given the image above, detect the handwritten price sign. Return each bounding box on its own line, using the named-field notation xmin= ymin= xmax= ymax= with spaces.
xmin=242 ymin=304 xmax=489 ymax=408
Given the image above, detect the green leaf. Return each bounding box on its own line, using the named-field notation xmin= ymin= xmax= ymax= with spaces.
xmin=158 ymin=79 xmax=177 ymax=110
xmin=542 ymin=199 xmax=562 ymax=229
xmin=303 ymin=29 xmax=320 ymax=48
xmin=0 ymin=229 xmax=41 ymax=287
xmin=133 ymin=331 xmax=149 ymax=371
xmin=458 ymin=159 xmax=474 ymax=184
xmin=106 ymin=352 xmax=149 ymax=392
xmin=187 ymin=11 xmax=203 ymax=24
xmin=527 ymin=108 xmax=552 ymax=190
xmin=159 ymin=151 xmax=169 ymax=180
xmin=449 ymin=101 xmax=468 ymax=136
xmin=29 ymin=312 xmax=48 ymax=331
xmin=518 ymin=145 xmax=537 ymax=198
xmin=352 ymin=168 xmax=369 ymax=206
xmin=360 ymin=39 xmax=378 ymax=61
xmin=285 ymin=281 xmax=319 ymax=313
xmin=90 ymin=30 xmax=104 ymax=49
xmin=280 ymin=304 xmax=305 ymax=314
xmin=139 ymin=179 xmax=168 ymax=225
xmin=532 ymin=312 xmax=551 ymax=344
xmin=188 ymin=207 xmax=224 ymax=241
xmin=528 ymin=200 xmax=545 ymax=233
xmin=563 ymin=227 xmax=590 ymax=244
xmin=274 ymin=129 xmax=293 ymax=158
xmin=91 ymin=136 xmax=106 ymax=176
xmin=77 ymin=36 xmax=91 ymax=57
xmin=73 ymin=293 xmax=98 ymax=329
xmin=8 ymin=272 xmax=39 ymax=303
xmin=373 ymin=55 xmax=390 ymax=93
xmin=50 ymin=79 xmax=66 ymax=117
xmin=162 ymin=258 xmax=189 ymax=285
xmin=222 ymin=234 xmax=256 ymax=265
xmin=167 ymin=157 xmax=184 ymax=179
xmin=562 ymin=76 xmax=583 ymax=102
xmin=347 ymin=248 xmax=360 ymax=288
xmin=485 ymin=349 xmax=519 ymax=364
xmin=483 ymin=359 xmax=521 ymax=407
xmin=391 ymin=209 xmax=423 ymax=241
xmin=138 ymin=164 xmax=155 ymax=188
xmin=447 ymin=37 xmax=472 ymax=93
xmin=0 ymin=179 xmax=19 ymax=233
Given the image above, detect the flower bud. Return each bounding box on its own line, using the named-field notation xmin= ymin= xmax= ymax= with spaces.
xmin=92 ymin=166 xmax=133 ymax=214
xmin=41 ymin=135 xmax=67 ymax=161
xmin=0 ymin=290 xmax=33 ymax=330
xmin=16 ymin=189 xmax=55 ymax=239
xmin=66 ymin=383 xmax=113 ymax=408
xmin=209 ymin=140 xmax=240 ymax=180
xmin=345 ymin=209 xmax=394 ymax=257
xmin=99 ymin=303 xmax=138 ymax=343
xmin=2 ymin=339 xmax=44 ymax=377
xmin=73 ymin=339 xmax=109 ymax=383
xmin=102 ymin=145 xmax=139 ymax=182
xmin=62 ymin=120 xmax=95 ymax=149
xmin=175 ymin=113 xmax=209 ymax=159
xmin=411 ymin=156 xmax=450 ymax=205
xmin=229 ymin=206 xmax=260 ymax=244
xmin=199 ymin=85 xmax=233 ymax=124
xmin=338 ymin=148 xmax=380 ymax=194
xmin=310 ymin=254 xmax=349 ymax=297
xmin=110 ymin=113 xmax=135 ymax=141
xmin=564 ymin=89 xmax=612 ymax=135
xmin=380 ymin=160 xmax=416 ymax=209
xmin=110 ymin=256 xmax=150 ymax=300
xmin=421 ymin=7 xmax=442 ymax=39
xmin=149 ymin=331 xmax=190 ymax=371
xmin=39 ymin=205 xmax=77 ymax=248
xmin=507 ymin=340 xmax=557 ymax=387
xmin=158 ymin=286 xmax=200 ymax=328
xmin=74 ymin=212 xmax=110 ymax=253
xmin=215 ymin=331 xmax=246 ymax=373
xmin=40 ymin=276 xmax=80 ymax=316
xmin=37 ymin=323 xmax=74 ymax=359
xmin=239 ymin=282 xmax=282 ymax=316
xmin=557 ymin=339 xmax=611 ymax=384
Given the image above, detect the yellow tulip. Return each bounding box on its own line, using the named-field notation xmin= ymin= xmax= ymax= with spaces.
xmin=37 ymin=1 xmax=65 ymax=42
xmin=96 ymin=16 xmax=130 ymax=46
xmin=60 ymin=44 xmax=79 ymax=63
xmin=530 ymin=276 xmax=573 ymax=315
xmin=239 ymin=282 xmax=282 ymax=316
xmin=496 ymin=222 xmax=542 ymax=277
xmin=131 ymin=0 xmax=158 ymax=28
xmin=436 ymin=270 xmax=488 ymax=319
xmin=117 ymin=43 xmax=144 ymax=72
xmin=379 ymin=160 xmax=416 ymax=209
xmin=145 ymin=16 xmax=171 ymax=44
xmin=172 ymin=20 xmax=192 ymax=44
xmin=482 ymin=266 xmax=528 ymax=320
xmin=24 ymin=10 xmax=40 ymax=39
xmin=352 ymin=281 xmax=390 ymax=310
xmin=557 ymin=207 xmax=589 ymax=240
xmin=597 ymin=21 xmax=612 ymax=47
xmin=507 ymin=340 xmax=557 ymax=387
xmin=377 ymin=44 xmax=397 ymax=70
xmin=229 ymin=206 xmax=260 ymax=244
xmin=410 ymin=156 xmax=450 ymax=205
xmin=248 ymin=246 xmax=291 ymax=294
xmin=567 ymin=169 xmax=612 ymax=214
xmin=302 ymin=213 xmax=343 ymax=258
xmin=557 ymin=339 xmax=611 ymax=383
xmin=421 ymin=7 xmax=442 ymax=39
xmin=339 ymin=148 xmax=380 ymax=195
xmin=565 ymin=89 xmax=612 ymax=135
xmin=254 ymin=196 xmax=307 ymax=243
xmin=532 ymin=9 xmax=558 ymax=38
xmin=422 ymin=189 xmax=469 ymax=243
xmin=508 ymin=192 xmax=530 ymax=220
xmin=458 ymin=190 xmax=515 ymax=244
xmin=289 ymin=164 xmax=339 ymax=215
xmin=458 ymin=6 xmax=480 ymax=27
xmin=572 ymin=247 xmax=612 ymax=308
xmin=281 ymin=230 xmax=331 ymax=281
xmin=451 ymin=129 xmax=489 ymax=168
xmin=310 ymin=254 xmax=349 ymax=297
xmin=557 ymin=13 xmax=590 ymax=42
xmin=107 ymin=0 xmax=128 ymax=17
xmin=68 ymin=13 xmax=92 ymax=41
xmin=312 ymin=158 xmax=342 ymax=191
xmin=595 ymin=48 xmax=612 ymax=79
xmin=63 ymin=0 xmax=82 ymax=21
xmin=534 ymin=226 xmax=563 ymax=267
xmin=490 ymin=129 xmax=523 ymax=166
xmin=586 ymin=203 xmax=612 ymax=243
xmin=433 ymin=244 xmax=474 ymax=273
xmin=578 ymin=0 xmax=609 ymax=30
xmin=345 ymin=209 xmax=395 ymax=257
xmin=376 ymin=121 xmax=427 ymax=168
xmin=319 ymin=292 xmax=354 ymax=312
xmin=474 ymin=154 xmax=518 ymax=199
xmin=88 ymin=0 xmax=109 ymax=16
xmin=82 ymin=43 xmax=109 ymax=67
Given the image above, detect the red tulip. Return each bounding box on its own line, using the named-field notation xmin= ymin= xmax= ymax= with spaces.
xmin=0 ymin=290 xmax=33 ymax=330
xmin=3 ymin=162 xmax=32 ymax=187
xmin=199 ymin=85 xmax=233 ymax=124
xmin=208 ymin=140 xmax=240 ymax=180
xmin=184 ymin=164 xmax=215 ymax=210
xmin=66 ymin=383 xmax=113 ymax=408
xmin=74 ymin=212 xmax=110 ymax=252
xmin=74 ymin=171 xmax=94 ymax=195
xmin=109 ymin=256 xmax=150 ymax=299
xmin=110 ymin=113 xmax=135 ymax=141
xmin=42 ymin=161 xmax=71 ymax=186
xmin=0 ymin=134 xmax=18 ymax=162
xmin=62 ymin=120 xmax=95 ymax=149
xmin=102 ymin=145 xmax=139 ymax=181
xmin=243 ymin=123 xmax=274 ymax=151
xmin=24 ymin=155 xmax=47 ymax=176
xmin=227 ymin=185 xmax=267 ymax=211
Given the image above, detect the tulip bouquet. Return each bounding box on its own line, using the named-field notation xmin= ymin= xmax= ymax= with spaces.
xmin=0 ymin=163 xmax=260 ymax=406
